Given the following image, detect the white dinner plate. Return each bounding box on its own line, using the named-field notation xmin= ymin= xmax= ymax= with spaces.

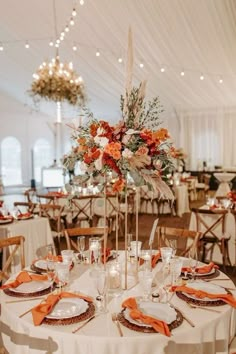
xmin=10 ymin=280 xmax=52 ymax=294
xmin=182 ymin=281 xmax=227 ymax=301
xmin=195 ymin=267 xmax=215 ymax=277
xmin=34 ymin=259 xmax=48 ymax=270
xmin=124 ymin=301 xmax=177 ymax=327
xmin=0 ymin=218 xmax=13 ymax=224
xmin=46 ymin=298 xmax=88 ymax=319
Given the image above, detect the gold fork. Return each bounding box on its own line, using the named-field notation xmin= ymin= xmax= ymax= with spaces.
xmin=111 ymin=313 xmax=123 ymax=337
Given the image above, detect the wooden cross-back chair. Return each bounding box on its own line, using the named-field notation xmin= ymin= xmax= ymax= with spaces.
xmin=93 ymin=194 xmax=122 ymax=233
xmin=63 ymin=226 xmax=109 ymax=252
xmin=68 ymin=195 xmax=98 ymax=228
xmin=14 ymin=201 xmax=38 ymax=214
xmin=39 ymin=203 xmax=65 ymax=254
xmin=156 ymin=226 xmax=201 ymax=257
xmin=24 ymin=188 xmax=37 ymax=203
xmin=0 ymin=235 xmax=25 ymax=282
xmin=191 ymin=207 xmax=231 ymax=269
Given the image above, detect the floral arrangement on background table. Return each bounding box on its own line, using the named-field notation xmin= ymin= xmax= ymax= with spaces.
xmin=63 ymin=31 xmax=176 ymax=200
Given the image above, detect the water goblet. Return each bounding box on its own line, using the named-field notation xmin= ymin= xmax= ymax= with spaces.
xmin=138 ymin=270 xmax=153 ymax=301
xmin=188 ymin=250 xmax=198 ymax=281
xmin=46 ymin=259 xmax=56 ymax=292
xmin=95 ymin=269 xmax=108 ymax=313
xmin=160 ymin=247 xmax=173 ymax=265
xmin=77 ymin=236 xmax=85 ymax=263
xmin=55 ymin=262 xmax=70 ymax=292
xmin=168 ymin=239 xmax=177 ymax=257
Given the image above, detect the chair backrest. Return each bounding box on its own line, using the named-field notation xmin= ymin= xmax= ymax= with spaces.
xmin=24 ymin=188 xmax=37 ymax=203
xmin=14 ymin=201 xmax=38 ymax=214
xmin=191 ymin=207 xmax=228 ymax=239
xmin=156 ymin=226 xmax=201 ymax=257
xmin=64 ymin=226 xmax=108 ymax=251
xmin=39 ymin=203 xmax=65 ymax=233
xmin=0 ymin=235 xmax=25 ymax=281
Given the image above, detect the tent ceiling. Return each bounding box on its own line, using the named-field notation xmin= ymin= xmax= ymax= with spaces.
xmin=1 ymin=0 xmax=236 ymax=123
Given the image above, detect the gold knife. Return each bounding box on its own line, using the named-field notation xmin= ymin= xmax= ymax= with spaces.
xmin=72 ymin=315 xmax=96 ymax=333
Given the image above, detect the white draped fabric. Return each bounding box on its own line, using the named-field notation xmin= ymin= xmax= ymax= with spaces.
xmin=179 ymin=108 xmax=236 ymax=170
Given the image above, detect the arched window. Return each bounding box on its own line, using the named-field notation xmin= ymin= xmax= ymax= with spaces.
xmin=1 ymin=136 xmax=22 ymax=186
xmin=33 ymin=139 xmax=53 ymax=183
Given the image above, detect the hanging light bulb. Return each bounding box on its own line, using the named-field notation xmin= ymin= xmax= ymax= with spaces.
xmin=80 ymin=0 xmax=84 ymax=5
xmin=96 ymin=50 xmax=100 ymax=57
xmin=65 ymin=25 xmax=70 ymax=32
xmin=160 ymin=67 xmax=165 ymax=73
xmin=0 ymin=43 xmax=4 ymax=51
xmin=219 ymin=78 xmax=223 ymax=84
xmin=72 ymin=8 xmax=77 ymax=16
xmin=118 ymin=58 xmax=123 ymax=63
xmin=139 ymin=63 xmax=144 ymax=68
xmin=73 ymin=44 xmax=77 ymax=51
xmin=200 ymin=74 xmax=204 ymax=80
xmin=25 ymin=41 xmax=30 ymax=49
xmin=70 ymin=18 xmax=75 ymax=26
xmin=180 ymin=70 xmax=185 ymax=76
xmin=49 ymin=40 xmax=54 ymax=47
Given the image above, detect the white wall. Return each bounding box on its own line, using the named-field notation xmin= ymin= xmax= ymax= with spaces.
xmin=0 ymin=91 xmax=55 ymax=186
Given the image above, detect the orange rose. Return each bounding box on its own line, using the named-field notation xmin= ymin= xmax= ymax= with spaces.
xmin=104 ymin=142 xmax=121 ymax=160
xmin=152 ymin=128 xmax=169 ymax=142
xmin=140 ymin=129 xmax=152 ymax=142
xmin=77 ymin=137 xmax=86 ymax=145
xmin=112 ymin=178 xmax=125 ymax=193
xmin=90 ymin=123 xmax=99 ymax=137
xmin=136 ymin=146 xmax=149 ymax=156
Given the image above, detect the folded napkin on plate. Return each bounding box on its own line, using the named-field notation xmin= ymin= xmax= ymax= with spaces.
xmin=32 ymin=291 xmax=93 ymax=326
xmin=0 ymin=215 xmax=13 ymax=220
xmin=171 ymin=285 xmax=236 ymax=307
xmin=139 ymin=252 xmax=160 ymax=268
xmin=182 ymin=262 xmax=219 ymax=274
xmin=0 ymin=271 xmax=48 ymax=290
xmin=18 ymin=212 xmax=32 ymax=218
xmin=122 ymin=297 xmax=170 ymax=336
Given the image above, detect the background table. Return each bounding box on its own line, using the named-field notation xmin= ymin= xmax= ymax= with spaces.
xmin=1 ymin=256 xmax=235 ymax=354
xmin=0 ymin=217 xmax=53 ymax=272
xmin=214 ymin=173 xmax=235 ymax=197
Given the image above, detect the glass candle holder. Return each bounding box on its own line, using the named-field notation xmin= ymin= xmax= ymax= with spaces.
xmin=107 ymin=262 xmax=121 ymax=296
xmin=89 ymin=237 xmax=101 ymax=265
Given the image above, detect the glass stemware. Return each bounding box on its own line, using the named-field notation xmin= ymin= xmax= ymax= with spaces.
xmin=46 ymin=259 xmax=56 ymax=292
xmin=188 ymin=250 xmax=198 ymax=281
xmin=138 ymin=270 xmax=153 ymax=301
xmin=77 ymin=236 xmax=85 ymax=263
xmin=168 ymin=239 xmax=177 ymax=257
xmin=95 ymin=269 xmax=108 ymax=313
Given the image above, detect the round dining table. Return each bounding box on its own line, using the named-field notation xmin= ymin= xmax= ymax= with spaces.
xmin=0 ymin=254 xmax=236 ymax=354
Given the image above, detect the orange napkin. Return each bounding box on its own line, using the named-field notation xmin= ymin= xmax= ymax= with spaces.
xmin=122 ymin=297 xmax=171 ymax=336
xmin=182 ymin=262 xmax=219 ymax=274
xmin=32 ymin=291 xmax=93 ymax=326
xmin=139 ymin=252 xmax=160 ymax=268
xmin=0 ymin=271 xmax=48 ymax=290
xmin=18 ymin=212 xmax=32 ymax=218
xmin=171 ymin=285 xmax=236 ymax=307
xmin=101 ymin=248 xmax=112 ymax=264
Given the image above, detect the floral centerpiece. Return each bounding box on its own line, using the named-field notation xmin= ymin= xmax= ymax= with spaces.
xmin=63 ymin=84 xmax=176 ymax=199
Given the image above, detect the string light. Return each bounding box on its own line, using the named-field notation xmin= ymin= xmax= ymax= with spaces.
xmin=96 ymin=50 xmax=100 ymax=57
xmin=72 ymin=8 xmax=77 ymax=16
xmin=200 ymin=74 xmax=204 ymax=80
xmin=49 ymin=40 xmax=54 ymax=47
xmin=118 ymin=57 xmax=123 ymax=63
xmin=219 ymin=78 xmax=223 ymax=84
xmin=70 ymin=18 xmax=75 ymax=26
xmin=25 ymin=41 xmax=30 ymax=49
xmin=139 ymin=63 xmax=144 ymax=68
xmin=65 ymin=25 xmax=70 ymax=33
xmin=180 ymin=70 xmax=185 ymax=76
xmin=73 ymin=44 xmax=77 ymax=51
xmin=0 ymin=43 xmax=4 ymax=51
xmin=160 ymin=67 xmax=165 ymax=73
xmin=80 ymin=0 xmax=84 ymax=5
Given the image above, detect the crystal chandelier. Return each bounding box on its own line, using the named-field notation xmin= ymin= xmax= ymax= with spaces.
xmin=30 ymin=55 xmax=85 ymax=106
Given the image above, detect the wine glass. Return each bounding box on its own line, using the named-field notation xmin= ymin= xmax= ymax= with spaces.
xmin=77 ymin=236 xmax=85 ymax=263
xmin=160 ymin=267 xmax=172 ymax=303
xmin=95 ymin=269 xmax=108 ymax=313
xmin=138 ymin=270 xmax=153 ymax=301
xmin=168 ymin=239 xmax=177 ymax=257
xmin=55 ymin=262 xmax=70 ymax=293
xmin=188 ymin=249 xmax=198 ymax=282
xmin=46 ymin=259 xmax=56 ymax=292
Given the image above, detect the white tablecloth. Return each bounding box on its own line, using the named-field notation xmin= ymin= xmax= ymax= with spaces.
xmin=0 ymin=217 xmax=53 ymax=272
xmin=189 ymin=207 xmax=236 ymax=265
xmin=214 ymin=173 xmax=235 ymax=197
xmin=1 ymin=256 xmax=235 ymax=354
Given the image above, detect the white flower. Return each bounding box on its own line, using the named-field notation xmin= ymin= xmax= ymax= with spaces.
xmin=79 ymin=161 xmax=88 ymax=172
xmin=126 ymin=129 xmax=139 ymax=135
xmin=94 ymin=135 xmax=109 ymax=147
xmin=94 ymin=154 xmax=103 ymax=171
xmin=122 ymin=148 xmax=134 ymax=159
xmin=122 ymin=134 xmax=131 ymax=145
xmin=155 ymin=159 xmax=163 ymax=170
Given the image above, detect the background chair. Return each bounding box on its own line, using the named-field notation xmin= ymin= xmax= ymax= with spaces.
xmin=156 ymin=226 xmax=201 ymax=257
xmin=0 ymin=235 xmax=25 ymax=282
xmin=39 ymin=203 xmax=65 ymax=254
xmin=191 ymin=207 xmax=231 ymax=270
xmin=63 ymin=226 xmax=109 ymax=252
xmin=13 ymin=201 xmax=38 ymax=214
